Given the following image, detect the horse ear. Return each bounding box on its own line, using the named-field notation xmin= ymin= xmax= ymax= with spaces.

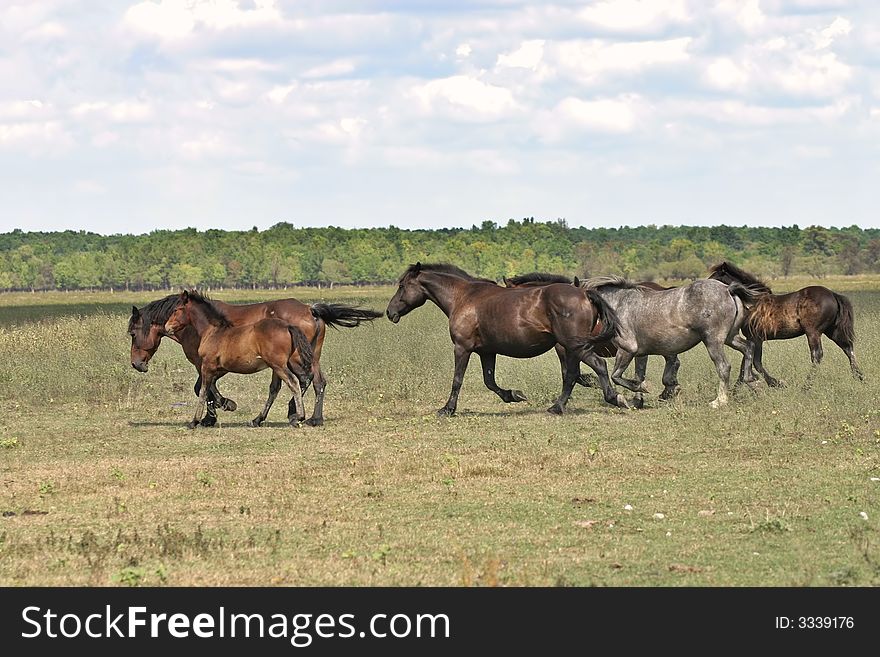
xmin=180 ymin=290 xmax=189 ymax=300
xmin=131 ymin=305 xmax=139 ymax=316
xmin=414 ymin=262 xmax=421 ymax=273
xmin=573 ymin=276 xmax=581 ymax=287
xmin=503 ymin=276 xmax=512 ymax=287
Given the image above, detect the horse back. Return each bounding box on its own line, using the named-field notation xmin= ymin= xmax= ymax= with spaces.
xmin=215 ymin=298 xmax=317 ymax=338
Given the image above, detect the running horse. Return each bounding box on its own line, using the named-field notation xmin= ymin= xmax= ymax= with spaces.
xmin=504 ymin=272 xmax=681 ymax=405
xmin=163 ymin=290 xmax=314 ymax=429
xmin=708 ymin=261 xmax=862 ymax=386
xmin=129 ymin=294 xmax=381 ymax=426
xmin=386 ymin=263 xmax=629 ymax=416
xmin=582 ymin=275 xmax=764 ymax=408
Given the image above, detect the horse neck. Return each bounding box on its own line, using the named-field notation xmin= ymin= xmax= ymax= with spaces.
xmin=185 ymin=302 xmax=222 ymax=338
xmin=418 ymin=272 xmax=473 ymax=317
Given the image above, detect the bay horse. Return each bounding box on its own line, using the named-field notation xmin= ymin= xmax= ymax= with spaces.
xmin=386 ymin=263 xmax=629 ymax=416
xmin=129 ymin=294 xmax=381 ymax=426
xmin=708 ymin=261 xmax=862 ymax=385
xmin=163 ymin=290 xmax=314 ymax=429
xmin=504 ymin=272 xmax=682 ymax=406
xmin=581 ymin=276 xmax=764 ymax=408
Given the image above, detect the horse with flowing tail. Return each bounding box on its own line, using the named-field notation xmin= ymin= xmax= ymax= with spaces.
xmin=504 ymin=272 xmax=681 ymax=406
xmin=386 ymin=263 xmax=629 ymax=416
xmin=163 ymin=290 xmax=314 ymax=429
xmin=581 ymin=276 xmax=765 ymax=408
xmin=129 ymin=294 xmax=381 ymax=426
xmin=708 ymin=261 xmax=862 ymax=385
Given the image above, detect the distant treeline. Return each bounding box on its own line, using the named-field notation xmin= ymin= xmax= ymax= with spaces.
xmin=1 ymin=219 xmax=878 ymax=291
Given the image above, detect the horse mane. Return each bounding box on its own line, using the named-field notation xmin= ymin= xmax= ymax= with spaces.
xmin=183 ymin=289 xmax=233 ymax=328
xmin=708 ymin=261 xmax=772 ymax=293
xmin=580 ymin=275 xmax=644 ymax=291
xmin=506 ymin=272 xmax=572 ymax=285
xmin=747 ymin=297 xmax=778 ymax=339
xmin=398 ymin=262 xmax=496 ymax=284
xmin=130 ymin=293 xmax=180 ymax=335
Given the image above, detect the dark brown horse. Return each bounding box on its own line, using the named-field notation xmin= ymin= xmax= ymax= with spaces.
xmin=129 ymin=294 xmax=381 ymax=426
xmin=386 ymin=263 xmax=629 ymax=416
xmin=504 ymin=272 xmax=681 ymax=405
xmin=708 ymin=261 xmax=862 ymax=385
xmin=164 ymin=290 xmax=314 ymax=429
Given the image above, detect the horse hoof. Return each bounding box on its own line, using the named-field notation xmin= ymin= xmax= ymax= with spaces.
xmin=248 ymin=418 xmax=262 ymax=428
xmin=767 ymin=378 xmax=785 ymax=388
xmin=187 ymin=421 xmax=199 ymax=430
xmin=659 ymin=386 xmax=681 ymax=401
xmin=199 ymin=417 xmax=217 ymax=427
xmin=632 ymin=397 xmax=645 ymax=410
xmin=547 ymin=404 xmax=564 ymax=415
xmin=289 ymin=420 xmax=301 ymax=428
xmin=222 ymin=399 xmax=238 ymax=412
xmin=305 ymin=417 xmax=324 ymax=427
xmin=616 ymin=395 xmax=631 ymax=410
xmin=510 ymin=390 xmax=528 ymax=403
xmin=437 ymin=407 xmax=455 ymax=417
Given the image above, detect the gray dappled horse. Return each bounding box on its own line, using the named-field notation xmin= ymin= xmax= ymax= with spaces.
xmin=580 ymin=276 xmax=765 ymax=408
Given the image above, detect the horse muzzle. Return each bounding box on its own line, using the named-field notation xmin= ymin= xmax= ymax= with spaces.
xmin=387 ymin=311 xmax=400 ymax=324
xmin=131 ymin=360 xmax=149 ymax=373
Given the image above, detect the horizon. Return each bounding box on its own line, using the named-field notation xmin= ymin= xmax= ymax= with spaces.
xmin=2 ymin=1 xmax=878 ymax=233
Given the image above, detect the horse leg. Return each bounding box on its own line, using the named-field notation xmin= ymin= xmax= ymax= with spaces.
xmin=751 ymin=340 xmax=784 ymax=387
xmin=250 ymin=373 xmax=282 ymax=427
xmin=804 ymin=330 xmax=824 ymax=389
xmin=276 ymin=366 xmax=305 ymax=427
xmin=548 ymin=349 xmax=582 ymax=414
xmin=438 ymin=345 xmax=471 ymax=417
xmin=194 ymin=375 xmax=217 ymax=427
xmin=827 ymin=333 xmax=864 ymax=382
xmin=632 ymin=355 xmax=649 ymax=408
xmin=556 ymin=343 xmax=594 ymax=387
xmin=610 ymin=350 xmax=647 ymax=393
xmin=581 ymin=352 xmax=629 ymax=409
xmin=727 ymin=335 xmax=757 ymax=385
xmin=480 ymin=353 xmax=527 ymax=403
xmin=304 ymin=365 xmax=328 ymax=426
xmin=704 ymin=339 xmax=732 ymax=409
xmin=658 ymin=355 xmax=682 ymax=401
xmin=188 ymin=371 xmax=213 ymax=429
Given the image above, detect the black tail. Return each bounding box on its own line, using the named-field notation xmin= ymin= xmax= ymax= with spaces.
xmin=727 ymin=282 xmax=766 ymax=309
xmin=582 ymin=289 xmax=620 ymax=346
xmin=288 ymin=326 xmax=314 ymax=373
xmin=831 ymin=292 xmax=856 ymax=345
xmin=310 ymin=303 xmax=383 ymax=329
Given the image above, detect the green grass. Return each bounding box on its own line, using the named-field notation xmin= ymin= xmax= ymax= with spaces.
xmin=0 ymin=283 xmax=878 ymax=586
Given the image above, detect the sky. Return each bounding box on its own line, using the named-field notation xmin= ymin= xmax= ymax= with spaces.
xmin=0 ymin=0 xmax=878 ymax=235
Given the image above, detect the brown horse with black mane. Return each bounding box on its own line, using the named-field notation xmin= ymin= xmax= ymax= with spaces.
xmin=504 ymin=272 xmax=681 ymax=405
xmin=386 ymin=263 xmax=629 ymax=416
xmin=129 ymin=293 xmax=381 ymax=426
xmin=708 ymin=261 xmax=862 ymax=385
xmin=164 ymin=290 xmax=314 ymax=429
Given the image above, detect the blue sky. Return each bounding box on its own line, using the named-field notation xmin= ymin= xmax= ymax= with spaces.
xmin=1 ymin=0 xmax=877 ymax=234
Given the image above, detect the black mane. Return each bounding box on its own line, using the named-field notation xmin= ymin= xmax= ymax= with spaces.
xmin=708 ymin=262 xmax=772 ymax=293
xmin=507 ymin=272 xmax=572 ymax=285
xmin=184 ymin=289 xmax=233 ymax=328
xmin=399 ymin=263 xmax=496 ymax=284
xmin=580 ymin=275 xmax=644 ymax=290
xmin=130 ymin=293 xmax=179 ymax=335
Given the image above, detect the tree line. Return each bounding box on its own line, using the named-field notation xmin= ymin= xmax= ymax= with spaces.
xmin=1 ymin=219 xmax=878 ymax=292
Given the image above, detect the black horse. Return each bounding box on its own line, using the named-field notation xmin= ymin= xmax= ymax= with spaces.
xmin=386 ymin=263 xmax=629 ymax=415
xmin=708 ymin=262 xmax=862 ymax=386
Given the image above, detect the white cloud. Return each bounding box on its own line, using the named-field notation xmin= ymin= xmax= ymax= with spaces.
xmin=303 ymin=59 xmax=357 ymax=79
xmin=71 ymin=101 xmax=153 ymax=123
xmin=410 ymin=75 xmax=518 ymax=120
xmin=578 ymin=0 xmax=690 ymax=33
xmin=705 ymin=58 xmax=750 ymax=91
xmin=539 ymin=95 xmax=644 ymax=140
xmin=497 ymin=40 xmax=545 ymax=71
xmin=552 ymin=38 xmax=692 ymax=84
xmin=123 ymin=0 xmax=282 ymax=40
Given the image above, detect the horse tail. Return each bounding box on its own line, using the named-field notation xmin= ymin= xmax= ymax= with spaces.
xmin=831 ymin=292 xmax=856 ymax=345
xmin=288 ymin=326 xmax=314 ymax=373
xmin=310 ymin=303 xmax=383 ymax=329
xmin=726 ymin=282 xmax=765 ymax=308
xmin=583 ymin=289 xmax=620 ymax=345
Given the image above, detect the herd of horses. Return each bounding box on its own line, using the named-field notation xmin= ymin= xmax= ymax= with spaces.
xmin=128 ymin=261 xmax=862 ymax=428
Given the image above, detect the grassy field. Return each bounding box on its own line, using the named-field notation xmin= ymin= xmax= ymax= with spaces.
xmin=0 ymin=279 xmax=878 ymax=586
